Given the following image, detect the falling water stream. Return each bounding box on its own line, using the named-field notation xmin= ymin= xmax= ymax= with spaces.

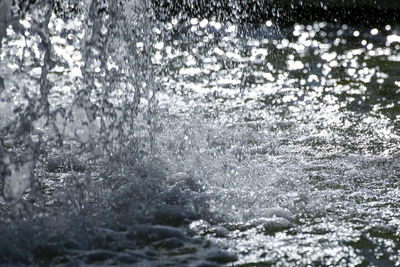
xmin=0 ymin=0 xmax=399 ymax=266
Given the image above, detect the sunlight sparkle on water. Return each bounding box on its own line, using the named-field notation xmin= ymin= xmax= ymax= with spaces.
xmin=0 ymin=2 xmax=399 ymax=265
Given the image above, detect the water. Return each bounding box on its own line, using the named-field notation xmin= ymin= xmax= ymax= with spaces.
xmin=0 ymin=1 xmax=400 ymax=266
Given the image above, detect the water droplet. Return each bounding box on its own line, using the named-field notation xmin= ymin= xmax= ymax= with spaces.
xmin=370 ymin=28 xmax=379 ymax=35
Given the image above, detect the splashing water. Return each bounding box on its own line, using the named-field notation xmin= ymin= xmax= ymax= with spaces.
xmin=1 ymin=0 xmax=157 ymax=202
xmin=0 ymin=0 xmax=400 ymax=266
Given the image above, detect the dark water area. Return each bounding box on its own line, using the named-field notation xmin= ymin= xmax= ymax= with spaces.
xmin=0 ymin=0 xmax=400 ymax=266
xmin=153 ymin=0 xmax=400 ymax=26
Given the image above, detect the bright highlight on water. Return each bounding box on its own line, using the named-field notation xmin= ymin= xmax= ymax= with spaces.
xmin=0 ymin=0 xmax=399 ymax=266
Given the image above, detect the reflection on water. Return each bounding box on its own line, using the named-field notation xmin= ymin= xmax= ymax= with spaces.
xmin=0 ymin=1 xmax=399 ymax=266
xmin=154 ymin=18 xmax=400 ymax=265
xmin=156 ymin=20 xmax=399 ymax=153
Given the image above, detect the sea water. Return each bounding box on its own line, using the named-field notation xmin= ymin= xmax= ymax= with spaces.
xmin=0 ymin=0 xmax=399 ymax=266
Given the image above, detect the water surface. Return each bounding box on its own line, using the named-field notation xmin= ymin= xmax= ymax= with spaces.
xmin=0 ymin=1 xmax=399 ymax=266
